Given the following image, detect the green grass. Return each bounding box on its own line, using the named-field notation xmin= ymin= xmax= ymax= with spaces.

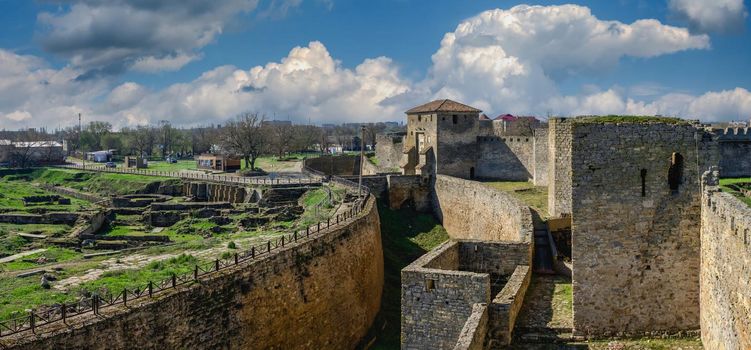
xmin=572 ymin=115 xmax=690 ymax=125
xmin=76 ymin=254 xmax=199 ymax=294
xmin=27 ymin=168 xmax=177 ymax=196
xmin=369 ymin=203 xmax=448 ymax=349
xmin=484 ymin=181 xmax=549 ymax=217
xmin=719 ymin=177 xmax=751 ymax=207
xmin=0 ymin=179 xmax=91 ymax=211
xmin=0 ymin=223 xmax=73 ymax=257
xmin=368 ymin=155 xmax=379 ymax=166
xmin=139 ymin=160 xmax=197 ymax=172
xmin=0 ymin=247 xmax=81 ymax=272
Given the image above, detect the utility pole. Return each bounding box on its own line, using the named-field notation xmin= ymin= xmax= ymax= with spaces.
xmin=79 ymin=113 xmax=85 ymax=169
xmin=358 ymin=125 xmax=365 ymax=198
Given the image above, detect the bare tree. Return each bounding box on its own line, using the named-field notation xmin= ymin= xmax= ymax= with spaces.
xmin=125 ymin=126 xmax=156 ymax=157
xmin=264 ymin=123 xmax=295 ymax=159
xmin=221 ymin=112 xmax=266 ymax=170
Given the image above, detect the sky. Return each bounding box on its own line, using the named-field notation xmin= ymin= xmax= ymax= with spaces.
xmin=0 ymin=0 xmax=749 ymax=130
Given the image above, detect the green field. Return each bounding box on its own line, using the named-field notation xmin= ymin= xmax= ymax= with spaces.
xmin=484 ymin=181 xmax=549 ymax=217
xmin=24 ymin=168 xmax=176 ymax=196
xmin=719 ymin=177 xmax=751 ymax=207
xmin=0 ymin=178 xmax=92 ymax=211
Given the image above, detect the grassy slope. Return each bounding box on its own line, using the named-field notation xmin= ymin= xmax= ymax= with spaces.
xmin=719 ymin=177 xmax=751 ymax=207
xmin=25 ymin=168 xmax=176 ymax=196
xmin=370 ymin=203 xmax=448 ymax=349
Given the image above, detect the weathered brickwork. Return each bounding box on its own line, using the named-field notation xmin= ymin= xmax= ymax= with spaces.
xmin=401 ymin=240 xmax=531 ymax=350
xmin=6 ymin=196 xmax=384 ymax=350
xmin=548 ymin=118 xmax=572 ymax=217
xmin=532 ymin=128 xmax=549 ymax=186
xmin=435 ymin=113 xmax=481 ymax=178
xmin=700 ymin=189 xmax=751 ymax=350
xmin=453 ymin=303 xmax=489 ymax=350
xmin=402 ymin=241 xmax=491 ymax=350
xmin=432 ymin=175 xmax=534 ymax=242
xmin=487 ymin=265 xmax=531 ymax=348
xmin=475 ymin=136 xmax=532 ymax=181
xmin=570 ymin=121 xmax=708 ymax=336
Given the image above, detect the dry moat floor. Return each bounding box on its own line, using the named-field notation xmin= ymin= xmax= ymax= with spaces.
xmin=510 ymin=274 xmax=703 ymax=350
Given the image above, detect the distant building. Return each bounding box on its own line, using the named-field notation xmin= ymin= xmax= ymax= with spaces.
xmin=493 ymin=114 xmax=541 ymax=135
xmin=262 ymin=120 xmax=293 ymax=126
xmin=196 ymin=154 xmax=241 ymax=172
xmin=86 ymin=150 xmax=113 ymax=163
xmin=123 ymin=156 xmax=147 ymax=169
xmin=4 ymin=140 xmax=65 ymax=166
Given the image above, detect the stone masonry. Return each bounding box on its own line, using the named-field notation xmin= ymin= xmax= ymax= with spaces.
xmin=570 ymin=120 xmax=709 ymax=336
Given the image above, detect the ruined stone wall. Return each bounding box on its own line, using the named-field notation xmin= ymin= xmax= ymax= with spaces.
xmin=8 ymin=196 xmax=384 ymax=350
xmin=548 ymin=118 xmax=572 ymax=217
xmin=183 ymin=182 xmax=247 ymax=203
xmin=533 ymin=128 xmax=549 ymax=186
xmin=402 ymin=240 xmax=531 ymax=349
xmin=401 ymin=241 xmax=491 ymax=350
xmin=436 ymin=112 xmax=480 ymax=179
xmin=453 ymin=303 xmax=488 ymax=350
xmin=375 ymin=133 xmax=405 ymax=170
xmin=700 ymin=189 xmax=751 ymax=349
xmin=487 ymin=265 xmax=531 ymax=347
xmin=570 ymin=122 xmax=707 ymax=336
xmin=432 ymin=175 xmax=533 ymax=242
xmin=304 ymin=155 xmax=359 ymax=175
xmin=387 ymin=175 xmax=432 ymax=212
xmin=475 ymin=136 xmax=532 ymax=181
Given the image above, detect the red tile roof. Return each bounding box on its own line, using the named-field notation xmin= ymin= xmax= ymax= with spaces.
xmin=405 ymin=99 xmax=482 ymax=114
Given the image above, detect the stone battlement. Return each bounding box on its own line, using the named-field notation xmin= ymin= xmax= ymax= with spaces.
xmin=714 ymin=127 xmax=751 ymax=140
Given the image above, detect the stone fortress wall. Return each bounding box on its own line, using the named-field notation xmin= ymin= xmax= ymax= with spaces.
xmin=700 ymin=185 xmax=751 ymax=350
xmin=548 ymin=118 xmax=573 ymax=217
xmin=532 ymin=128 xmax=549 ymax=186
xmin=431 ymin=175 xmax=534 ymax=242
xmin=569 ymin=121 xmax=711 ymax=336
xmin=475 ymin=136 xmax=533 ymax=181
xmin=715 ymin=127 xmax=751 ymax=177
xmin=5 ymin=194 xmax=384 ymax=350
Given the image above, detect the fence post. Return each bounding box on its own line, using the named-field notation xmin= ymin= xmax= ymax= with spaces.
xmin=327 ymin=218 xmax=330 ymax=228
xmin=29 ymin=311 xmax=35 ymax=333
xmin=267 ymin=241 xmax=271 ymax=252
xmin=61 ymin=303 xmax=67 ymax=323
xmin=234 ymin=253 xmax=239 ymax=265
xmin=122 ymin=289 xmax=127 ymax=306
xmin=251 ymin=246 xmax=256 ymax=258
xmin=337 ymin=214 xmax=339 ymax=225
xmin=306 ymin=227 xmax=309 ymax=237
xmin=294 ymin=231 xmax=298 ymax=242
xmin=215 ymin=259 xmax=220 ymax=271
xmin=317 ymin=222 xmax=320 ymax=232
xmin=194 ymin=265 xmax=199 ymax=280
xmin=148 ymin=281 xmax=153 ymax=297
xmin=281 ymin=236 xmax=285 ymax=247
xmin=172 ymin=273 xmax=177 ymax=288
xmin=93 ymin=295 xmax=99 ymax=315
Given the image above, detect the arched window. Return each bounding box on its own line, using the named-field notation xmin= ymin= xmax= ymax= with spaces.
xmin=668 ymin=152 xmax=683 ymax=194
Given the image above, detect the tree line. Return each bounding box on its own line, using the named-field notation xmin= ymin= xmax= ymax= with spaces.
xmin=1 ymin=113 xmax=403 ymax=170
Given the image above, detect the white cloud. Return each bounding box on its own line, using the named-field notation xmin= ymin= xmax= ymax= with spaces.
xmin=425 ymin=4 xmax=710 ymax=116
xmin=669 ymin=0 xmax=748 ymax=33
xmin=1 ymin=4 xmax=749 ymax=130
xmin=2 ymin=110 xmax=33 ymax=122
xmin=37 ymin=1 xmax=261 ymax=74
xmin=106 ymin=41 xmax=411 ymax=126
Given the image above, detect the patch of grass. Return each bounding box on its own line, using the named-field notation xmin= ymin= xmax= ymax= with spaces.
xmin=719 ymin=177 xmax=751 ymax=207
xmin=572 ymin=115 xmax=690 ymax=125
xmin=484 ymin=181 xmax=549 ymax=217
xmin=369 ymin=203 xmax=448 ymax=349
xmin=582 ymin=338 xmax=703 ymax=349
xmin=28 ymin=168 xmax=176 ymax=196
xmin=0 ymin=178 xmax=91 ymax=211
xmin=0 ymin=247 xmax=81 ymax=272
xmin=75 ymin=254 xmax=199 ymax=296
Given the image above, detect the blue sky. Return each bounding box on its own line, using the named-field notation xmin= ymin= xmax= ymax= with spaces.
xmin=0 ymin=0 xmax=749 ymax=129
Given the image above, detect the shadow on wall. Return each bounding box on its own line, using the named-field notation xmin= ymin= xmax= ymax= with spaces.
xmin=362 ymin=203 xmax=449 ymax=350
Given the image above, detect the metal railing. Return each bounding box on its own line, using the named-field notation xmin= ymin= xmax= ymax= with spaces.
xmin=0 ymin=174 xmax=370 ymax=338
xmin=55 ymin=164 xmax=320 ymax=186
